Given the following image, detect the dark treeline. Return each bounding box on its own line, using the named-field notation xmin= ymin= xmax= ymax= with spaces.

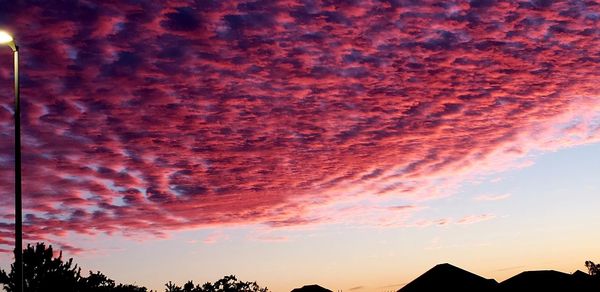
xmin=2 ymin=242 xmax=599 ymax=292
xmin=0 ymin=243 xmax=269 ymax=292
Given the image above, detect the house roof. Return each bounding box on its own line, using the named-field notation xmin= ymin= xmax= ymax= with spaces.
xmin=397 ymin=264 xmax=600 ymax=292
xmin=398 ymin=263 xmax=497 ymax=292
xmin=499 ymin=270 xmax=573 ymax=291
xmin=572 ymin=270 xmax=592 ymax=279
xmin=291 ymin=284 xmax=333 ymax=292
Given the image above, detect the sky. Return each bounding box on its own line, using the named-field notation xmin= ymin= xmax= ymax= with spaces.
xmin=0 ymin=0 xmax=599 ymax=291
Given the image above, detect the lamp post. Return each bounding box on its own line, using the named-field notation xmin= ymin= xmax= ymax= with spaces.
xmin=0 ymin=30 xmax=22 ymax=292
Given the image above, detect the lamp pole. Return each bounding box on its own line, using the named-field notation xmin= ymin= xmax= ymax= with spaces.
xmin=0 ymin=30 xmax=22 ymax=292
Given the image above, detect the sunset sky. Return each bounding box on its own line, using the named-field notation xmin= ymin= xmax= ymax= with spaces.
xmin=0 ymin=1 xmax=599 ymax=291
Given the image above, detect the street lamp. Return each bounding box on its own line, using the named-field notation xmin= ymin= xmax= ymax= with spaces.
xmin=0 ymin=30 xmax=22 ymax=292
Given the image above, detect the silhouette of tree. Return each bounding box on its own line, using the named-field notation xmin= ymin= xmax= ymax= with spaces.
xmin=183 ymin=281 xmax=198 ymax=292
xmin=0 ymin=242 xmax=150 ymax=292
xmin=113 ymin=284 xmax=151 ymax=292
xmin=165 ymin=280 xmax=202 ymax=292
xmin=0 ymin=243 xmax=81 ymax=292
xmin=213 ymin=275 xmax=268 ymax=292
xmin=165 ymin=276 xmax=269 ymax=292
xmin=586 ymin=261 xmax=599 ymax=277
xmin=165 ymin=281 xmax=180 ymax=292
xmin=1 ymin=242 xmax=270 ymax=292
xmin=80 ymin=271 xmax=116 ymax=291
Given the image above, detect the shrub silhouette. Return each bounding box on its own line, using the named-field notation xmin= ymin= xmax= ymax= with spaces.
xmin=586 ymin=261 xmax=599 ymax=277
xmin=80 ymin=271 xmax=149 ymax=292
xmin=0 ymin=243 xmax=149 ymax=292
xmin=1 ymin=242 xmax=268 ymax=292
xmin=165 ymin=276 xmax=269 ymax=292
xmin=0 ymin=243 xmax=81 ymax=292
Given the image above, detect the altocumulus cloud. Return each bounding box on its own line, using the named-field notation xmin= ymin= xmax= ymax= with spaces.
xmin=0 ymin=0 xmax=599 ymax=251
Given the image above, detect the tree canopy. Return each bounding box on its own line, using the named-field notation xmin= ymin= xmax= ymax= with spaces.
xmin=0 ymin=242 xmax=269 ymax=292
xmin=0 ymin=243 xmax=149 ymax=292
xmin=165 ymin=276 xmax=269 ymax=292
xmin=586 ymin=261 xmax=599 ymax=277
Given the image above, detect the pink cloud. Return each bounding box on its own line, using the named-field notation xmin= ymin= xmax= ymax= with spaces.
xmin=202 ymin=231 xmax=228 ymax=245
xmin=474 ymin=193 xmax=512 ymax=201
xmin=456 ymin=214 xmax=496 ymax=225
xmin=410 ymin=213 xmax=497 ymax=227
xmin=251 ymin=235 xmax=289 ymax=243
xmin=0 ymin=0 xmax=599 ymax=252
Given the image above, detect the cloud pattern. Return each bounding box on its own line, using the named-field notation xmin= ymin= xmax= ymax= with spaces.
xmin=0 ymin=0 xmax=599 ymax=252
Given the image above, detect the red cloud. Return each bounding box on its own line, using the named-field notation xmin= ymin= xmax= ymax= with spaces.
xmin=0 ymin=0 xmax=599 ymax=251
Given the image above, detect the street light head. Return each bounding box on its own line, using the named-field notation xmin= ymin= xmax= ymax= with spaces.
xmin=0 ymin=31 xmax=13 ymax=44
xmin=0 ymin=31 xmax=17 ymax=51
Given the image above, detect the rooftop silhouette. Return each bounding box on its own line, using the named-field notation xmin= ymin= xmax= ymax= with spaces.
xmin=291 ymin=284 xmax=333 ymax=292
xmin=499 ymin=270 xmax=572 ymax=291
xmin=398 ymin=263 xmax=497 ymax=292
xmin=398 ymin=263 xmax=600 ymax=292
